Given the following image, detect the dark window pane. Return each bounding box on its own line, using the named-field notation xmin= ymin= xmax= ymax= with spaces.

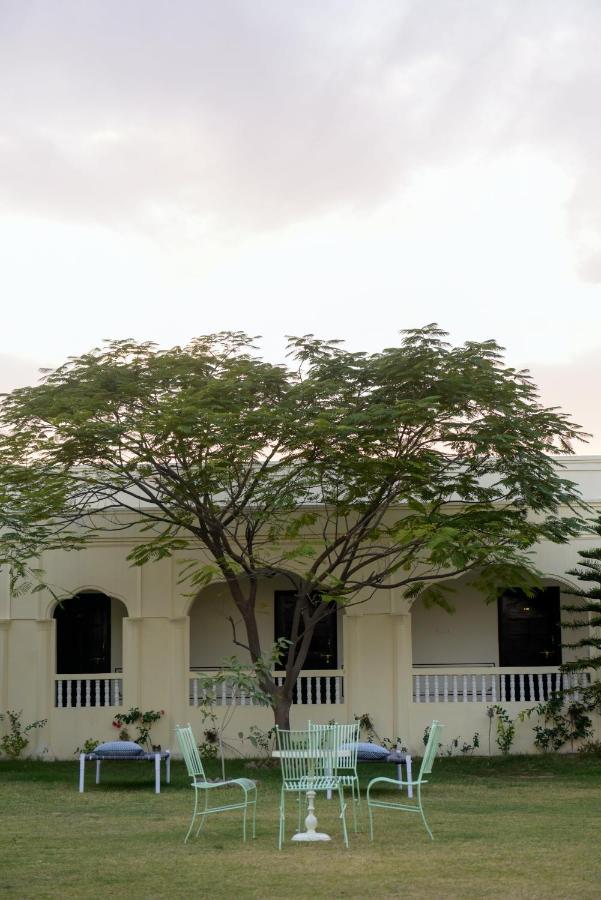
xmin=274 ymin=590 xmax=338 ymax=670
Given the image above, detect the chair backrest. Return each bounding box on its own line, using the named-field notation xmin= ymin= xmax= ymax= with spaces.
xmin=176 ymin=724 xmax=207 ymax=783
xmin=309 ymin=722 xmax=359 ymax=773
xmin=419 ymin=720 xmax=444 ymax=779
xmin=275 ymin=728 xmax=314 ymax=784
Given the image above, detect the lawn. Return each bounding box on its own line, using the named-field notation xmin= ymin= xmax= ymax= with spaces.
xmin=1 ymin=754 xmax=600 ymax=899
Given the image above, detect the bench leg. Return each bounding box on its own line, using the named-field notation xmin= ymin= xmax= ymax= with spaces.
xmin=96 ymin=760 xmax=101 ymax=784
xmin=79 ymin=754 xmax=85 ymax=793
xmin=406 ymin=756 xmax=413 ymax=799
xmin=155 ymin=753 xmax=161 ymax=794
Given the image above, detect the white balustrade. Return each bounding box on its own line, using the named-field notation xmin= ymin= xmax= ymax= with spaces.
xmin=188 ymin=670 xmax=345 ymax=706
xmin=412 ymin=667 xmax=592 ymax=704
xmin=55 ymin=675 xmax=123 ymax=708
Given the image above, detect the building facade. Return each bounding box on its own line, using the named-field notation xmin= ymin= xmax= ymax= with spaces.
xmin=1 ymin=456 xmax=600 ymax=759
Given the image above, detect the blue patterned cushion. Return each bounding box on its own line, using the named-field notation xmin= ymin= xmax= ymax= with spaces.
xmin=345 ymin=741 xmax=389 ymax=761
xmin=94 ymin=741 xmax=144 ymax=757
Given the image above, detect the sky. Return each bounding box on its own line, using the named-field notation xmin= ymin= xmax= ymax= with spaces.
xmin=1 ymin=0 xmax=600 ymax=450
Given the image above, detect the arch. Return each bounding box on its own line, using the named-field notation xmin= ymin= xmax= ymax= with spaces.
xmin=188 ymin=573 xmax=343 ymax=671
xmin=540 ymin=572 xmax=581 ymax=593
xmin=45 ymin=583 xmax=133 ymax=620
xmin=410 ymin=567 xmax=593 ymax=670
xmin=53 ymin=589 xmax=128 ymax=675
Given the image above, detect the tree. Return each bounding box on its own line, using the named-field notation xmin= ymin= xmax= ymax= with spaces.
xmin=561 ymin=516 xmax=601 ymax=707
xmin=0 ymin=325 xmax=588 ymax=728
xmin=0 ymin=462 xmax=85 ymax=596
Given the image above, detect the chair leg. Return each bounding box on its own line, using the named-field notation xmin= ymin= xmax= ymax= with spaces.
xmin=297 ymin=790 xmax=303 ymax=833
xmin=418 ymin=800 xmax=433 ymax=839
xmin=337 ymin=783 xmax=349 ymax=849
xmin=242 ymin=792 xmax=248 ymax=844
xmin=355 ymin=778 xmax=362 ymax=808
xmin=185 ymin=788 xmax=198 ymax=843
xmin=419 ymin=806 xmax=434 ymax=841
xmin=367 ymin=801 xmax=374 ymax=842
xmin=252 ymin=789 xmax=257 ymax=839
xmin=195 ymin=791 xmax=209 ymax=836
xmin=278 ymin=789 xmax=285 ymax=850
xmin=350 ymin=781 xmax=358 ymax=833
xmin=417 ymin=783 xmax=433 ymax=840
xmin=354 ymin=778 xmax=362 ymax=831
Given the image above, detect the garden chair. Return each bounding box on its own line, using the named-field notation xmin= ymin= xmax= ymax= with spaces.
xmin=175 ymin=724 xmax=257 ymax=843
xmin=275 ymin=727 xmax=349 ymax=850
xmin=366 ymin=720 xmax=444 ymax=841
xmin=309 ymin=721 xmax=361 ymax=831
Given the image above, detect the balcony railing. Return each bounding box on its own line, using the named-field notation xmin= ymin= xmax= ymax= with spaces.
xmin=412 ymin=667 xmax=591 ymax=704
xmin=189 ymin=669 xmax=345 ymax=707
xmin=55 ymin=675 xmax=123 ymax=708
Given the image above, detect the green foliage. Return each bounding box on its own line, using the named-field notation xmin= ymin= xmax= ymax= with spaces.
xmin=355 ymin=712 xmax=376 ymax=736
xmin=0 ymin=709 xmax=47 ymax=759
xmin=74 ymin=738 xmax=100 ymax=755
xmin=355 ymin=712 xmax=406 ymax=751
xmin=487 ymin=705 xmax=516 ymax=755
xmin=192 ymin=649 xmax=284 ymax=776
xmin=577 ymin=739 xmax=601 ymax=755
xmin=520 ymin=696 xmax=593 ymax=752
xmin=111 ymin=708 xmax=164 ymax=750
xmin=196 ymin=704 xmax=219 ymax=761
xmin=0 ymin=326 xmax=588 ymax=728
xmin=197 ymin=641 xmax=291 ymax=720
xmin=440 ymin=733 xmax=480 ymax=756
xmin=561 ymin=515 xmax=601 ymax=686
xmin=239 ymin=725 xmax=278 ymax=767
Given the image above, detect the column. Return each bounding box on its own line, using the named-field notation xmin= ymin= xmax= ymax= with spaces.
xmin=0 ymin=620 xmax=9 ymax=712
xmin=122 ymin=617 xmax=142 ymax=709
xmin=35 ymin=619 xmax=54 ymax=757
xmin=342 ymin=613 xmax=360 ymax=720
xmin=168 ymin=616 xmax=189 ymax=739
xmin=392 ymin=612 xmax=413 ymax=751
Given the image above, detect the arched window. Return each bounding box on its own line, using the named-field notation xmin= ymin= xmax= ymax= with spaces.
xmin=55 ymin=591 xmax=127 ymax=674
xmin=54 ymin=591 xmax=127 ymax=708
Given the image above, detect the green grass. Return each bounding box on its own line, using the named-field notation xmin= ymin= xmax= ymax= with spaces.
xmin=1 ymin=755 xmax=601 ymax=899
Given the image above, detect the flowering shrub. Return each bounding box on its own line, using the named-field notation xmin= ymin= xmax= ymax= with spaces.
xmin=0 ymin=710 xmax=47 ymax=759
xmin=112 ymin=707 xmax=164 ymax=749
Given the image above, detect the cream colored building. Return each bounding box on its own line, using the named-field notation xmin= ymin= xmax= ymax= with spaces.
xmin=1 ymin=456 xmax=600 ymax=759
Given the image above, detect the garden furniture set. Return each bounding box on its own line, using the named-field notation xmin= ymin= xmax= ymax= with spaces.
xmin=77 ymin=721 xmax=442 ymax=847
xmin=176 ymin=718 xmax=444 ymax=847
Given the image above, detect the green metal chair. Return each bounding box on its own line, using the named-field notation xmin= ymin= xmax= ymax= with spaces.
xmin=366 ymin=720 xmax=444 ymax=841
xmin=309 ymin=721 xmax=361 ymax=831
xmin=275 ymin=727 xmax=349 ymax=850
xmin=175 ymin=724 xmax=257 ymax=843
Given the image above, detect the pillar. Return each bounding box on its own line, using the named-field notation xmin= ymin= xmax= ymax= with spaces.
xmin=392 ymin=612 xmax=413 ymax=750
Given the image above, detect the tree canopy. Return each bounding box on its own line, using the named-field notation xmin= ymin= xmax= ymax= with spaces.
xmin=0 ymin=325 xmax=588 ymax=725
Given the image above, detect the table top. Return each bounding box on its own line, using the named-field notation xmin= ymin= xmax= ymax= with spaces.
xmin=272 ymin=749 xmax=351 ymax=759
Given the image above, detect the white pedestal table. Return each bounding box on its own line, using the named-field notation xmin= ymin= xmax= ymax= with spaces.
xmin=272 ymin=747 xmax=351 ymax=842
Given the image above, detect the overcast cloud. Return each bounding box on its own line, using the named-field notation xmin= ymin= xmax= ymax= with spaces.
xmin=1 ymin=1 xmax=600 ymax=246
xmin=0 ymin=1 xmax=600 ymax=447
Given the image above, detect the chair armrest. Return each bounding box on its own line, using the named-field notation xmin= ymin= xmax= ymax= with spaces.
xmin=366 ymin=776 xmax=427 ymax=792
xmin=193 ymin=778 xmax=255 ymax=790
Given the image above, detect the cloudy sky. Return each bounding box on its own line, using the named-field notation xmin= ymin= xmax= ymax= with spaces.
xmin=1 ymin=1 xmax=600 ymax=449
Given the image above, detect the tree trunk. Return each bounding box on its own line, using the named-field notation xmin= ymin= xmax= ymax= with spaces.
xmin=273 ymin=696 xmax=292 ymax=730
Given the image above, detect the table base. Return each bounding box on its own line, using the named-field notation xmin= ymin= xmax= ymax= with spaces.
xmin=292 ymin=831 xmax=331 ymax=842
